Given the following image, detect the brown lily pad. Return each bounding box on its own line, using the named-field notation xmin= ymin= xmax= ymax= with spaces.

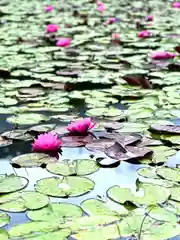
xmin=61 ymin=134 xmax=94 ymax=148
xmin=85 ymin=139 xmax=115 ymax=152
xmin=150 ymin=124 xmax=180 ymax=134
xmin=0 ymin=136 xmax=12 ymax=147
xmin=1 ymin=130 xmax=33 ymax=141
xmin=56 ymin=70 xmax=79 ymax=77
xmin=103 ymin=133 xmax=141 ymax=146
xmin=105 ymin=142 xmax=153 ymax=161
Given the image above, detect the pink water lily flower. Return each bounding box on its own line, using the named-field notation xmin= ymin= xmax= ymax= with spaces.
xmin=138 ymin=30 xmax=151 ymax=38
xmin=97 ymin=1 xmax=103 ymax=6
xmin=67 ymin=118 xmax=96 ymax=134
xmin=104 ymin=18 xmax=116 ymax=25
xmin=97 ymin=4 xmax=105 ymax=12
xmin=56 ymin=38 xmax=71 ymax=47
xmin=172 ymin=2 xmax=180 ymax=8
xmin=46 ymin=24 xmax=58 ymax=33
xmin=44 ymin=5 xmax=53 ymax=12
xmin=145 ymin=15 xmax=153 ymax=21
xmin=32 ymin=133 xmax=62 ymax=152
xmin=151 ymin=51 xmax=176 ymax=60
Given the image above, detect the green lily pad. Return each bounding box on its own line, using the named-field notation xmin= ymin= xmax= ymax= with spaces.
xmin=170 ymin=187 xmax=180 ymax=202
xmin=28 ymin=124 xmax=56 ymax=134
xmin=9 ymin=221 xmax=60 ymax=238
xmin=35 ymin=176 xmax=95 ymax=197
xmin=46 ymin=159 xmax=100 ymax=176
xmin=6 ymin=113 xmax=49 ymax=125
xmin=137 ymin=167 xmax=159 ymax=179
xmin=21 ymin=192 xmax=49 ymax=210
xmin=147 ymin=146 xmax=176 ymax=164
xmin=27 ymin=203 xmax=83 ymax=221
xmin=0 ymin=229 xmax=9 ymax=240
xmin=147 ymin=205 xmax=177 ymax=223
xmin=81 ymin=198 xmax=128 ymax=216
xmin=0 ymin=212 xmax=10 ymax=227
xmin=25 ymin=229 xmax=71 ymax=240
xmin=11 ymin=153 xmax=53 ymax=168
xmin=1 ymin=129 xmax=33 ymax=141
xmin=156 ymin=167 xmax=180 ymax=182
xmin=0 ymin=174 xmax=28 ymax=194
xmin=63 ymin=215 xmax=120 ymax=232
xmin=0 ymin=191 xmax=49 ymax=212
xmin=107 ymin=182 xmax=170 ymax=206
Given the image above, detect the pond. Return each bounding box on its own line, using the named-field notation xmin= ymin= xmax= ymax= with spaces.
xmin=0 ymin=0 xmax=180 ymax=239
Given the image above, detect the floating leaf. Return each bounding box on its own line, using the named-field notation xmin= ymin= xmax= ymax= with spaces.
xmin=105 ymin=142 xmax=153 ymax=161
xmin=85 ymin=139 xmax=115 ymax=152
xmin=107 ymin=182 xmax=170 ymax=206
xmin=150 ymin=124 xmax=180 ymax=134
xmin=1 ymin=129 xmax=33 ymax=141
xmin=0 ymin=229 xmax=9 ymax=240
xmin=21 ymin=192 xmax=49 ymax=210
xmin=35 ymin=176 xmax=95 ymax=197
xmin=0 ymin=212 xmax=10 ymax=227
xmin=11 ymin=153 xmax=53 ymax=168
xmin=9 ymin=221 xmax=60 ymax=238
xmin=147 ymin=205 xmax=177 ymax=223
xmin=170 ymin=187 xmax=180 ymax=202
xmin=46 ymin=159 xmax=99 ymax=176
xmin=27 ymin=203 xmax=82 ymax=221
xmin=24 ymin=229 xmax=71 ymax=240
xmin=61 ymin=134 xmax=94 ymax=147
xmin=0 ymin=174 xmax=28 ymax=194
xmin=6 ymin=113 xmax=49 ymax=125
xmin=137 ymin=167 xmax=159 ymax=179
xmin=81 ymin=198 xmax=128 ymax=216
xmin=28 ymin=124 xmax=56 ymax=134
xmin=156 ymin=167 xmax=180 ymax=182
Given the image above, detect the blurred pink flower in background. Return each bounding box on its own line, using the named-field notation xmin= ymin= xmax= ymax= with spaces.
xmin=104 ymin=18 xmax=116 ymax=25
xmin=172 ymin=2 xmax=180 ymax=8
xmin=138 ymin=30 xmax=151 ymax=38
xmin=151 ymin=51 xmax=176 ymax=59
xmin=46 ymin=24 xmax=58 ymax=33
xmin=56 ymin=38 xmax=71 ymax=47
xmin=32 ymin=133 xmax=62 ymax=152
xmin=44 ymin=5 xmax=53 ymax=12
xmin=67 ymin=118 xmax=96 ymax=134
xmin=145 ymin=15 xmax=153 ymax=21
xmin=111 ymin=33 xmax=120 ymax=43
xmin=97 ymin=1 xmax=103 ymax=6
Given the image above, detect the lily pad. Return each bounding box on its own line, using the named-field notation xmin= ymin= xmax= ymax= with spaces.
xmin=11 ymin=153 xmax=53 ymax=168
xmin=46 ymin=159 xmax=99 ymax=176
xmin=156 ymin=167 xmax=180 ymax=182
xmin=0 ymin=212 xmax=10 ymax=227
xmin=150 ymin=124 xmax=180 ymax=134
xmin=35 ymin=176 xmax=95 ymax=197
xmin=107 ymin=182 xmax=170 ymax=206
xmin=0 ymin=136 xmax=12 ymax=147
xmin=146 ymin=205 xmax=177 ymax=223
xmin=1 ymin=129 xmax=33 ymax=141
xmin=0 ymin=229 xmax=9 ymax=240
xmin=25 ymin=229 xmax=71 ymax=240
xmin=0 ymin=191 xmax=49 ymax=212
xmin=27 ymin=203 xmax=83 ymax=221
xmin=61 ymin=134 xmax=94 ymax=148
xmin=28 ymin=124 xmax=56 ymax=134
xmin=137 ymin=167 xmax=159 ymax=179
xmin=105 ymin=142 xmax=153 ymax=161
xmin=0 ymin=174 xmax=28 ymax=194
xmin=9 ymin=221 xmax=60 ymax=238
xmin=81 ymin=198 xmax=128 ymax=216
xmin=85 ymin=139 xmax=115 ymax=152
xmin=6 ymin=113 xmax=49 ymax=125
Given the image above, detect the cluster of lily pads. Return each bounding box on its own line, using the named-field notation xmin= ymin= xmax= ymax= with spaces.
xmin=0 ymin=0 xmax=180 ymax=239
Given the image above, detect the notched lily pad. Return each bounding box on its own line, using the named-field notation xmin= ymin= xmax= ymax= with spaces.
xmin=85 ymin=139 xmax=115 ymax=152
xmin=27 ymin=202 xmax=83 ymax=221
xmin=35 ymin=176 xmax=95 ymax=197
xmin=105 ymin=142 xmax=153 ymax=161
xmin=0 ymin=212 xmax=10 ymax=227
xmin=0 ymin=174 xmax=28 ymax=194
xmin=61 ymin=134 xmax=94 ymax=147
xmin=1 ymin=129 xmax=33 ymax=141
xmin=150 ymin=124 xmax=180 ymax=134
xmin=46 ymin=159 xmax=99 ymax=176
xmin=6 ymin=113 xmax=49 ymax=125
xmin=156 ymin=167 xmax=180 ymax=182
xmin=11 ymin=153 xmax=54 ymax=168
